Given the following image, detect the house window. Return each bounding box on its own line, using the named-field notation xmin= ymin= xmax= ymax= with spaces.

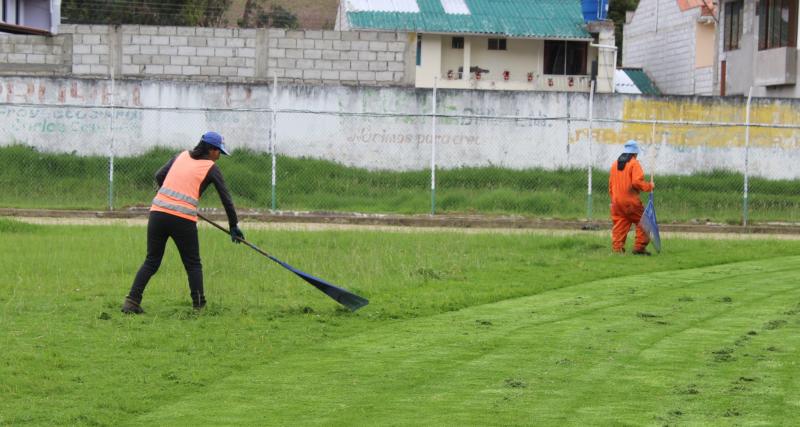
xmin=758 ymin=0 xmax=797 ymax=50
xmin=488 ymin=38 xmax=507 ymax=50
xmin=543 ymin=41 xmax=588 ymax=75
xmin=724 ymin=1 xmax=743 ymax=50
xmin=416 ymin=34 xmax=422 ymax=66
xmin=452 ymin=37 xmax=464 ymax=49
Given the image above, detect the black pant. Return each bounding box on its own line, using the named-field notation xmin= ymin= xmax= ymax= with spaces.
xmin=128 ymin=211 xmax=205 ymax=306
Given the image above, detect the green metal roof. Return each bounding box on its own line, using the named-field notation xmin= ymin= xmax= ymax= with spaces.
xmin=346 ymin=0 xmax=592 ymax=40
xmin=623 ymin=68 xmax=661 ymax=95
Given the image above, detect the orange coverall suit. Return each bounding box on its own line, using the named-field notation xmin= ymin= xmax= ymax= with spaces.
xmin=608 ymin=156 xmax=654 ymax=252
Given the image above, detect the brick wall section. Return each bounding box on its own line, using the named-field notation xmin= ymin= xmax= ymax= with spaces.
xmin=0 ymin=34 xmax=72 ymax=75
xmin=1 ymin=24 xmax=409 ymax=86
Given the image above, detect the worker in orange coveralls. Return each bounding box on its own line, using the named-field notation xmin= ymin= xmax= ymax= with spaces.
xmin=609 ymin=140 xmax=654 ymax=255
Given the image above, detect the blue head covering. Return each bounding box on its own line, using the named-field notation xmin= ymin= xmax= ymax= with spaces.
xmin=623 ymin=140 xmax=640 ymax=154
xmin=201 ymin=131 xmax=229 ymax=155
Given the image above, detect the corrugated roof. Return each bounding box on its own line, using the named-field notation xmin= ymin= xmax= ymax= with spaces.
xmin=345 ymin=0 xmax=592 ymax=39
xmin=615 ymin=68 xmax=661 ymax=95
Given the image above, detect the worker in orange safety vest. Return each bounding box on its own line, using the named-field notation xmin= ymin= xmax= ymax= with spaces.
xmin=608 ymin=140 xmax=654 ymax=255
xmin=122 ymin=131 xmax=243 ymax=314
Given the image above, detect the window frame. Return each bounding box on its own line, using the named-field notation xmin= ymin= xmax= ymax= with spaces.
xmin=758 ymin=0 xmax=797 ymax=50
xmin=543 ymin=40 xmax=588 ymax=75
xmin=451 ymin=36 xmax=464 ymax=49
xmin=488 ymin=38 xmax=507 ymax=50
xmin=724 ymin=0 xmax=743 ymax=51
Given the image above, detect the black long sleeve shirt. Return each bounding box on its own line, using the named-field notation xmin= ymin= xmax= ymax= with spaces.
xmin=155 ymin=153 xmax=238 ymax=228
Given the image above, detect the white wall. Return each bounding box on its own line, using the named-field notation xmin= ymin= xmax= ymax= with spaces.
xmin=3 ymin=76 xmax=800 ymax=180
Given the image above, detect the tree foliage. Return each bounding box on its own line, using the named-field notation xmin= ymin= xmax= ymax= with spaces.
xmin=238 ymin=1 xmax=299 ymax=29
xmin=62 ymin=0 xmax=231 ymax=26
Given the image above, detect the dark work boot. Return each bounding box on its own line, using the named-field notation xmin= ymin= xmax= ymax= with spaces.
xmin=121 ymin=297 xmax=144 ymax=314
xmin=192 ymin=294 xmax=206 ymax=311
xmin=632 ymin=249 xmax=652 ymax=256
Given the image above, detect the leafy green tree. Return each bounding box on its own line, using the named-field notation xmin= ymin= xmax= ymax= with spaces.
xmin=62 ymin=0 xmax=231 ymax=26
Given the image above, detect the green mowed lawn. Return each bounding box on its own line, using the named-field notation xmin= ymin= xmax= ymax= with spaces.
xmin=1 ymin=218 xmax=799 ymax=425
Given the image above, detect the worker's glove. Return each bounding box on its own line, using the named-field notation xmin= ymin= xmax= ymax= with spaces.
xmin=230 ymin=225 xmax=244 ymax=243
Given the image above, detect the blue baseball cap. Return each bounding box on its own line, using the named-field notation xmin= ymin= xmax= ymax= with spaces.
xmin=623 ymin=140 xmax=640 ymax=154
xmin=201 ymin=131 xmax=229 ymax=155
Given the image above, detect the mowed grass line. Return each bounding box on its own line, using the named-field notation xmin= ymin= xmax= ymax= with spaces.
xmin=132 ymin=257 xmax=800 ymax=426
xmin=2 ymin=219 xmax=800 ymax=425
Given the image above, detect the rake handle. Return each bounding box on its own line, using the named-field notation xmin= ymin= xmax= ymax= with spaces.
xmin=197 ymin=213 xmax=272 ymax=259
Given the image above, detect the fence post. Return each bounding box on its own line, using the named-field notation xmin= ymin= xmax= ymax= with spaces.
xmin=430 ymin=76 xmax=438 ymax=215
xmin=586 ymin=80 xmax=595 ymax=221
xmin=270 ymin=73 xmax=278 ymax=211
xmin=108 ymin=71 xmax=116 ymax=211
xmin=743 ymin=86 xmax=753 ymax=226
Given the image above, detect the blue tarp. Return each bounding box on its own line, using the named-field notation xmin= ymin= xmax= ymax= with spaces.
xmin=640 ymin=192 xmax=661 ymax=253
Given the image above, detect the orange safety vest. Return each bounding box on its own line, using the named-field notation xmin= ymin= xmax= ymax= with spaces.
xmin=150 ymin=151 xmax=215 ymax=222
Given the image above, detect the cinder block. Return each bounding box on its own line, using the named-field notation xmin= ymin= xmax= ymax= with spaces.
xmin=171 ymin=56 xmax=189 ymax=65
xmin=395 ymin=52 xmax=404 ymax=61
xmin=277 ymin=38 xmax=296 ymax=49
xmin=315 ymin=59 xmax=332 ymax=69
xmin=358 ymin=51 xmax=376 ymax=61
xmin=351 ymin=41 xmax=369 ymax=51
xmin=13 ymin=44 xmax=33 ymax=54
xmin=45 ymin=54 xmax=62 ymax=64
xmin=207 ymin=37 xmax=226 ymax=47
xmin=27 ymin=54 xmax=45 ymax=64
xmin=143 ymin=64 xmax=164 ymax=74
xmin=393 ymin=71 xmax=404 ymax=81
xmin=164 ymin=65 xmax=182 ymax=74
xmin=201 ymin=66 xmax=220 ymax=75
xmin=132 ymin=54 xmax=151 ymax=64
xmin=268 ymin=29 xmax=286 ymax=38
xmin=340 ymin=70 xmax=357 ymax=80
xmin=303 ymin=69 xmax=321 ymax=79
xmin=0 ymin=53 xmax=8 ymax=63
xmin=341 ymin=32 xmax=359 ymax=41
xmin=267 ymin=58 xmax=277 ymax=67
xmin=151 ymin=55 xmax=170 ymax=65
xmin=92 ymin=44 xmax=108 ymax=55
xmin=190 ymin=56 xmax=208 ymax=66
xmin=388 ymin=61 xmax=404 ymax=71
xmin=286 ymin=30 xmax=304 ymax=39
xmin=332 ymin=40 xmax=351 ymax=50
xmin=178 ymin=46 xmax=197 ymax=56
xmin=73 ymin=64 xmax=91 ymax=73
xmin=314 ymin=40 xmax=333 ymax=50
xmin=357 ymin=71 xmax=376 ymax=80
xmin=239 ymin=29 xmax=256 ymax=38
xmin=188 ymin=36 xmax=207 ymax=47
xmin=377 ymin=51 xmax=395 ymax=61
xmin=177 ymin=27 xmax=195 ymax=36
xmin=220 ymin=66 xmax=238 ymax=76
xmin=7 ymin=53 xmax=26 ymax=62
xmin=304 ymin=49 xmax=322 ymax=59
xmin=32 ymin=44 xmax=53 ymax=54
xmin=378 ymin=32 xmax=397 ymax=42
xmin=158 ymin=26 xmax=177 ymax=36
xmin=226 ymin=38 xmax=245 ymax=47
xmin=215 ymin=47 xmax=234 ymax=57
xmin=123 ymin=45 xmax=140 ymax=54
xmin=387 ymin=42 xmax=405 ymax=52
xmin=305 ymin=30 xmax=323 ymax=39
xmin=140 ymin=45 xmax=158 ymax=55
xmin=369 ymin=61 xmax=388 ymax=71
xmin=75 ymin=25 xmax=93 ymax=34
xmin=271 ymin=48 xmax=286 ymax=58
xmin=196 ymin=28 xmax=215 ymax=36
xmin=131 ymin=35 xmax=150 ymax=44
xmin=238 ymin=68 xmax=255 ymax=77
xmin=359 ymin=32 xmax=378 ymax=41
xmin=121 ymin=55 xmax=132 ymax=64
xmin=159 ymin=46 xmax=178 ymax=55
xmin=139 ymin=26 xmax=158 ymax=35
xmin=376 ymin=71 xmax=394 ymax=81
xmin=227 ymin=57 xmax=246 ymax=67
xmin=271 ymin=67 xmax=285 ymax=77
xmin=246 ymin=38 xmax=256 ymax=48
xmin=245 ymin=58 xmax=255 ymax=67
xmin=285 ymin=69 xmax=302 ymax=78
xmin=82 ymin=54 xmax=100 ymax=64
xmin=151 ymin=36 xmax=169 ymax=45
xmin=332 ymin=60 xmax=350 ymax=70
xmin=323 ymin=31 xmax=340 ymax=40
xmin=351 ymin=60 xmax=368 ymax=71
xmin=83 ymin=34 xmax=101 ymax=44
xmin=208 ymin=56 xmax=227 ymax=66
xmin=322 ymin=50 xmax=340 ymax=60
xmin=59 ymin=24 xmax=77 ymax=33
xmin=237 ymin=47 xmax=256 ymax=58
xmin=183 ymin=65 xmax=201 ymax=75
xmin=369 ymin=41 xmax=388 ymax=51
xmin=170 ymin=36 xmax=188 ymax=46
xmin=90 ymin=64 xmax=109 ymax=74
xmin=196 ymin=47 xmax=214 ymax=56
xmin=277 ymin=58 xmax=296 ymax=68
xmin=122 ymin=64 xmax=141 ymax=74
xmin=286 ymin=48 xmax=302 ymax=59
xmin=296 ymin=59 xmax=313 ymax=69
xmin=321 ymin=70 xmax=339 ymax=80
xmin=340 ymin=51 xmax=358 ymax=60
xmin=214 ymin=28 xmax=233 ymax=37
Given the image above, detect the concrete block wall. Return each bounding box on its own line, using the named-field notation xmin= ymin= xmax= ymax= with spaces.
xmin=3 ymin=24 xmax=410 ymax=86
xmin=0 ymin=34 xmax=71 ymax=75
xmin=623 ymin=0 xmax=710 ymax=95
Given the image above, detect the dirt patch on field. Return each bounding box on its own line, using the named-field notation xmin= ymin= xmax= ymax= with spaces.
xmin=3 ymin=208 xmax=800 ymax=240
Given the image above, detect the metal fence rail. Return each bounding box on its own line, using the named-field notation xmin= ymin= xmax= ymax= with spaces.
xmin=2 ymin=86 xmax=800 ymax=225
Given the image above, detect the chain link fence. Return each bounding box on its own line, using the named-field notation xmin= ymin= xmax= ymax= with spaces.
xmin=2 ymin=88 xmax=800 ymax=225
